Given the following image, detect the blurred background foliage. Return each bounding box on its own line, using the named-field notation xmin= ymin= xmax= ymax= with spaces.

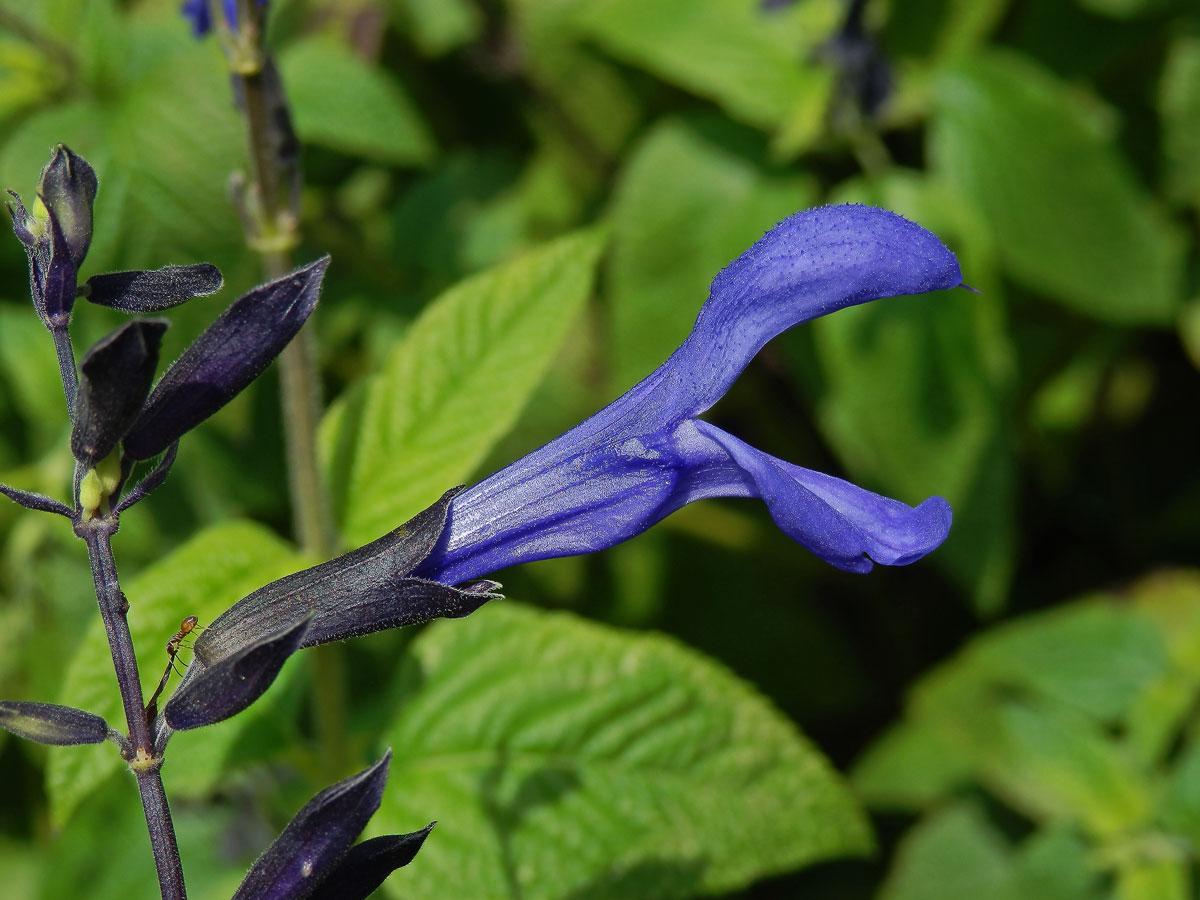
xmin=1 ymin=0 xmax=1199 ymax=897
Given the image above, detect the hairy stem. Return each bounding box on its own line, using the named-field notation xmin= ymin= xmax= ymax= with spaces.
xmin=50 ymin=323 xmax=77 ymax=420
xmin=82 ymin=526 xmax=186 ymax=900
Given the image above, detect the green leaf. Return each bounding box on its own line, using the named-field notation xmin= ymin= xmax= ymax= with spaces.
xmin=930 ymin=51 xmax=1183 ymax=323
xmin=1011 ymin=827 xmax=1101 ymax=900
xmin=373 ymin=603 xmax=871 ymax=899
xmin=279 ymin=36 xmax=435 ymax=166
xmin=608 ymin=117 xmax=814 ymax=392
xmin=819 ymin=171 xmax=1015 ymax=613
xmin=508 ymin=0 xmax=643 ymax=157
xmin=882 ymin=0 xmax=1010 ymax=60
xmin=879 ymin=803 xmax=1017 ymax=900
xmin=48 ymin=521 xmax=306 ymax=827
xmin=322 ymin=227 xmax=608 ymax=547
xmin=1077 ymin=0 xmax=1165 ymax=18
xmin=912 ymin=646 xmax=1154 ymax=837
xmin=573 ymin=0 xmax=840 ymax=132
xmin=1160 ymin=35 xmax=1200 ymax=207
xmin=389 ymin=0 xmax=482 ymax=56
xmin=851 ymin=719 xmax=974 ymax=811
xmin=0 ymin=839 xmax=40 ymax=900
xmin=36 ymin=769 xmax=252 ymax=900
xmin=969 ymin=603 xmax=1168 ymax=722
xmin=1114 ymin=860 xmax=1190 ymax=900
xmin=0 ymin=13 xmax=246 ymax=271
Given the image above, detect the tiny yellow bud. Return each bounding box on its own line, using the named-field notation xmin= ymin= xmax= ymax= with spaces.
xmin=78 ymin=448 xmax=123 ymax=521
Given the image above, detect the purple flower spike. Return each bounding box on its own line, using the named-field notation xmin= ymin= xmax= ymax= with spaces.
xmin=122 ymin=256 xmax=329 ymax=461
xmin=231 ymin=752 xmax=392 ymax=900
xmin=0 ymin=700 xmax=108 ymax=746
xmin=415 ymin=205 xmax=962 ymax=583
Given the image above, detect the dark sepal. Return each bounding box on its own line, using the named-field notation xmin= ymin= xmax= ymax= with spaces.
xmin=0 ymin=700 xmax=108 ymax=746
xmin=306 ymin=825 xmax=435 ymax=900
xmin=40 ymin=207 xmax=78 ymax=324
xmin=195 ymin=488 xmax=501 ymax=663
xmin=6 ymin=190 xmax=38 ymax=248
xmin=230 ymin=751 xmax=392 ymax=900
xmin=163 ymin=617 xmax=309 ymax=731
xmin=0 ymin=481 xmax=72 ymax=517
xmin=71 ymin=320 xmax=168 ymax=467
xmin=38 ymin=144 xmax=98 ymax=269
xmin=7 ymin=190 xmax=51 ymax=319
xmin=121 ymin=256 xmax=329 ymax=461
xmin=84 ymin=263 xmax=224 ymax=312
xmin=115 ymin=442 xmax=179 ymax=514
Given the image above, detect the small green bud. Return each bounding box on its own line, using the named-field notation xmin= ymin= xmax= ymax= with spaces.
xmin=78 ymin=449 xmax=123 ymax=521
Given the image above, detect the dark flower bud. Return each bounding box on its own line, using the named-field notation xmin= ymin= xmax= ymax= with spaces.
xmin=306 ymin=826 xmax=435 ymax=900
xmin=163 ymin=617 xmax=309 ymax=730
xmin=121 ymin=256 xmax=329 ymax=460
xmin=0 ymin=700 xmax=108 ymax=746
xmin=231 ymin=751 xmax=392 ymax=900
xmin=38 ymin=144 xmax=98 ymax=270
xmin=195 ymin=488 xmax=501 ymax=664
xmin=72 ymin=320 xmax=168 ymax=467
xmin=41 ymin=211 xmax=78 ymax=324
xmin=84 ymin=263 xmax=224 ymax=312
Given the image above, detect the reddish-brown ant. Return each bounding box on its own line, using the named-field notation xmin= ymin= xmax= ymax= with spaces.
xmin=145 ymin=615 xmax=205 ymax=722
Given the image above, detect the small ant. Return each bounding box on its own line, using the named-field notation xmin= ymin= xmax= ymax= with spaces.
xmin=165 ymin=615 xmax=202 ymax=676
xmin=145 ymin=615 xmax=204 ymax=722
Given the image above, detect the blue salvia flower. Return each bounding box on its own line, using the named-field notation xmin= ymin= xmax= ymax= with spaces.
xmin=181 ymin=0 xmax=265 ymax=37
xmin=414 ymin=204 xmax=963 ymax=584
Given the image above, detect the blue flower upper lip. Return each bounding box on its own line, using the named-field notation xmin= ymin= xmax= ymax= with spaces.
xmin=413 ymin=204 xmax=964 ymax=584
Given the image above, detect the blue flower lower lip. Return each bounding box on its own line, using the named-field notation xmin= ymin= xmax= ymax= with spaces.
xmin=413 ymin=204 xmax=964 ymax=584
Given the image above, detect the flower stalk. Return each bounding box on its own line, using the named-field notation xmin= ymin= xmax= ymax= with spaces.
xmin=217 ymin=0 xmax=346 ymax=773
xmin=80 ymin=523 xmax=186 ymax=900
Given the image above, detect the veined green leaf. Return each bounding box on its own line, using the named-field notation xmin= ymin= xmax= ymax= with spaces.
xmin=930 ymin=51 xmax=1183 ymax=323
xmin=574 ymin=0 xmax=840 ymax=133
xmin=323 ymin=227 xmax=608 ymax=547
xmin=373 ymin=602 xmax=871 ymax=900
xmin=608 ymin=117 xmax=814 ymax=393
xmin=280 ymin=36 xmax=435 ymax=166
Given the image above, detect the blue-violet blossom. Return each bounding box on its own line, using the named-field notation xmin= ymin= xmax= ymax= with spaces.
xmin=181 ymin=0 xmax=265 ymax=36
xmin=415 ymin=204 xmax=963 ymax=584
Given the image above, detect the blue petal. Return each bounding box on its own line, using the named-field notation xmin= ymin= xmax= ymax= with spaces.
xmin=666 ymin=204 xmax=963 ymax=418
xmin=418 ymin=418 xmax=951 ymax=583
xmin=415 ymin=204 xmax=962 ymax=583
xmin=690 ymin=422 xmax=952 ymax=573
xmin=180 ymin=0 xmax=212 ymax=35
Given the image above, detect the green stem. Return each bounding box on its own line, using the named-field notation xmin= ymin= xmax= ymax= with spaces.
xmin=230 ymin=6 xmax=347 ymax=774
